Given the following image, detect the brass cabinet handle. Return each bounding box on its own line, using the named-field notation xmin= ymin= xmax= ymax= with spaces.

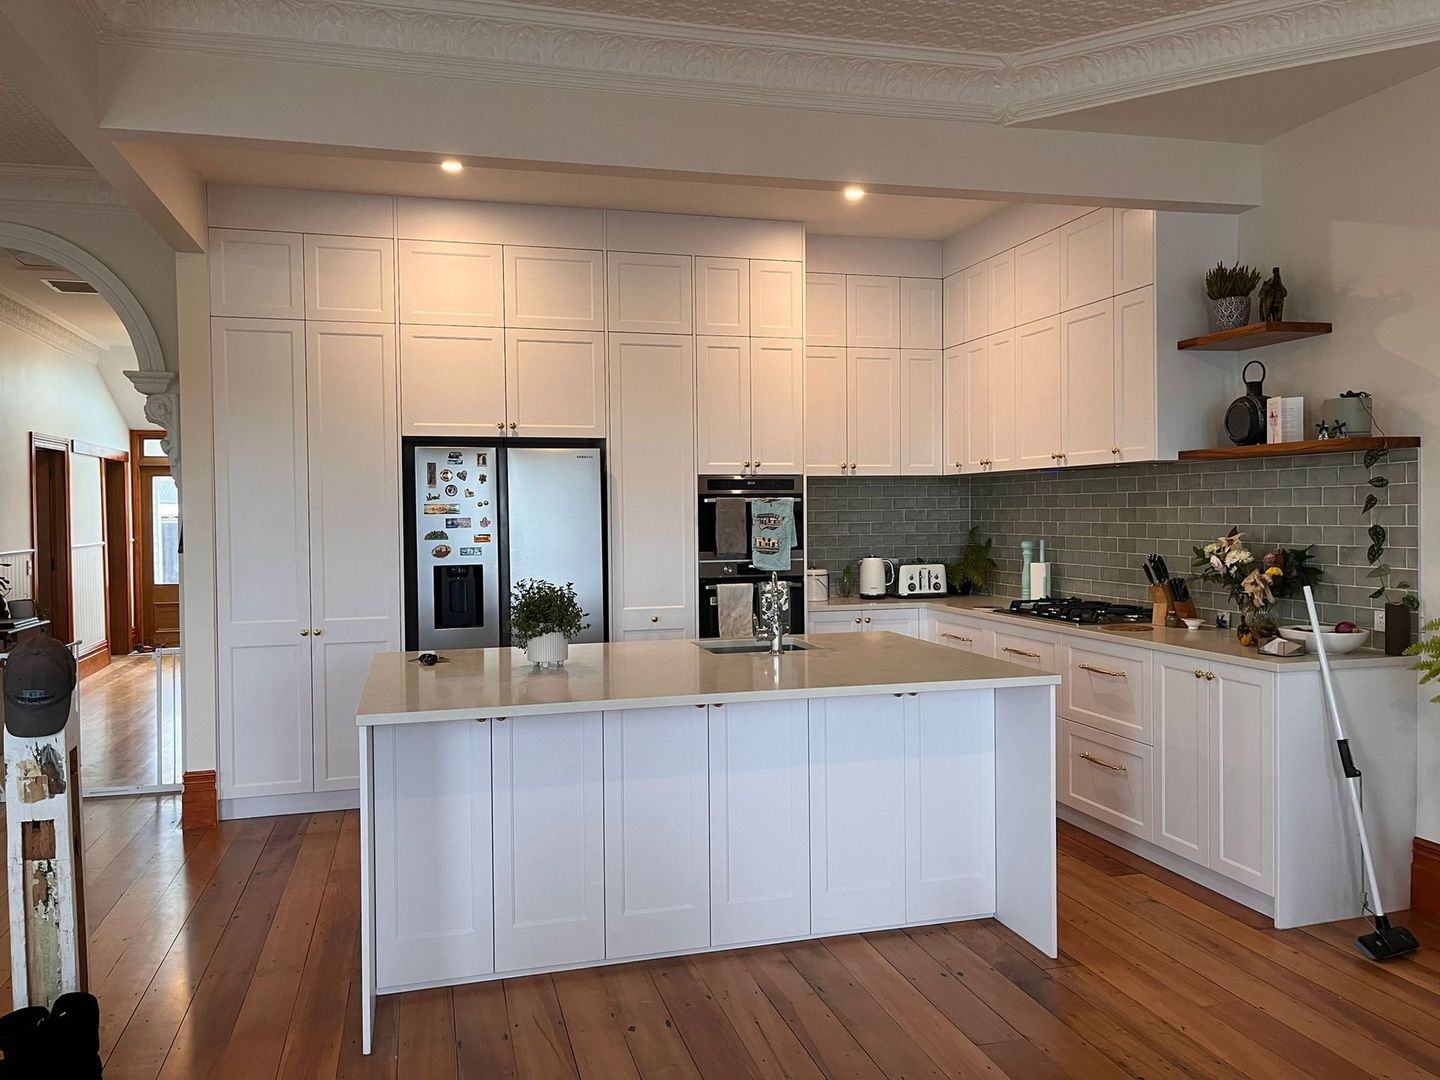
xmin=1003 ymin=646 xmax=1040 ymax=658
xmin=1078 ymin=663 xmax=1125 ymax=678
xmin=300 ymin=628 xmax=311 ymax=636
xmin=941 ymin=633 xmax=973 ymax=643
xmin=1080 ymin=751 xmax=1127 ymax=773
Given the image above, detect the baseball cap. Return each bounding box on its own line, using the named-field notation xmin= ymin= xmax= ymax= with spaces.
xmin=3 ymin=636 xmax=77 ymax=737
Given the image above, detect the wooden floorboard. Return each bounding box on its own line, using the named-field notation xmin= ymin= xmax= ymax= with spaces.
xmin=4 ymin=791 xmax=1437 ymax=1078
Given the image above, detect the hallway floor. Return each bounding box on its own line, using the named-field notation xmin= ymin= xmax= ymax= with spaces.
xmin=79 ymin=653 xmax=178 ymax=792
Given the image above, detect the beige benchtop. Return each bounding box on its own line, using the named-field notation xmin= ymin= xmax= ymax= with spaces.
xmin=810 ymin=594 xmax=1411 ymax=673
xmin=356 ymin=632 xmax=1058 ymax=727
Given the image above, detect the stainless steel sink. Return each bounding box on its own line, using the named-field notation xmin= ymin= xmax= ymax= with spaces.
xmin=696 ymin=639 xmax=820 ymax=655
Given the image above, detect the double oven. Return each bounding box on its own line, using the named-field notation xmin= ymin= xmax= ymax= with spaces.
xmin=697 ymin=475 xmax=806 ymax=638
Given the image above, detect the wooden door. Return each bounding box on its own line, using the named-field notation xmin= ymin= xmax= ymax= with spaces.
xmin=1153 ymin=658 xmax=1210 ymax=864
xmin=1014 ymin=317 xmax=1062 ymax=470
xmin=133 ymin=432 xmax=179 ymax=648
xmin=30 ymin=437 xmax=71 ymax=645
xmin=102 ymin=456 xmax=133 ymax=655
xmin=1060 ymin=299 xmax=1117 ymax=467
xmin=749 ymin=338 xmax=804 ymax=474
xmin=802 ymin=346 xmax=848 ymax=476
xmin=399 ymin=326 xmax=506 ymax=437
xmin=899 ymin=349 xmax=943 ymax=476
xmin=846 ymin=348 xmax=902 ymax=475
xmin=504 ymin=329 xmax=607 ymax=438
xmin=695 ymin=336 xmax=751 ymax=475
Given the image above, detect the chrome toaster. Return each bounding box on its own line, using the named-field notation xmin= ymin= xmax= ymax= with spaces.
xmin=897 ymin=563 xmax=947 ymax=597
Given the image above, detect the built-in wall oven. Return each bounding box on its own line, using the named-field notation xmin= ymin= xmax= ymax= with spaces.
xmin=697 ymin=475 xmax=805 ymax=638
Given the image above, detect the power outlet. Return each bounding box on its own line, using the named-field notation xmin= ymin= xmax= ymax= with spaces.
xmin=1375 ymin=608 xmax=1387 ymax=632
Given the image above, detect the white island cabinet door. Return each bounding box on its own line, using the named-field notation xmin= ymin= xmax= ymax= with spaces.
xmin=1154 ymin=657 xmax=1210 ymax=865
xmin=1209 ymin=662 xmax=1275 ymax=895
xmin=809 ymin=695 xmax=906 ymax=933
xmin=604 ymin=707 xmax=711 ymax=958
xmin=906 ymin=691 xmax=996 ymax=922
xmin=374 ymin=720 xmax=493 ymax=991
xmin=492 ymin=712 xmax=605 ymax=972
xmin=709 ymin=701 xmax=810 ymax=946
xmin=505 ymin=329 xmax=607 ymax=438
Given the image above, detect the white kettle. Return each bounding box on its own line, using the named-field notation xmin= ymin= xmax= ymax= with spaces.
xmin=858 ymin=557 xmax=896 ymax=599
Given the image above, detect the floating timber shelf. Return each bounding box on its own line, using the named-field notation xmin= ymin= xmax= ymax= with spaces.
xmin=1179 ymin=436 xmax=1419 ymax=461
xmin=1177 ymin=321 xmax=1332 ymax=351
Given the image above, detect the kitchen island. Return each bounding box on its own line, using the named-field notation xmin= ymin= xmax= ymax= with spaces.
xmin=353 ymin=632 xmax=1060 ymax=1053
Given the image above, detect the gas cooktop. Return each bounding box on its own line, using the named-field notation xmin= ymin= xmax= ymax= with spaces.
xmin=998 ymin=597 xmax=1151 ymax=625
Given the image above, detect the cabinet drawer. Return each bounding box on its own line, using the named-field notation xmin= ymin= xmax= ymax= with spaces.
xmin=993 ymin=631 xmax=1057 ymax=672
xmin=1063 ymin=642 xmax=1152 ymax=744
xmin=1059 ymin=720 xmax=1151 ymax=841
xmin=807 ymin=610 xmax=862 ymax=634
xmin=930 ymin=615 xmax=994 ymax=656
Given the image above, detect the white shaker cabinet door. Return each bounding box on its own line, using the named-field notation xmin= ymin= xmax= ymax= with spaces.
xmin=960 ymin=263 xmax=989 ymax=342
xmin=695 ymin=336 xmax=752 ymax=475
xmin=987 ymin=251 xmax=1016 ymax=334
xmin=608 ymin=251 xmax=693 ymax=334
xmin=1113 ymin=286 xmax=1157 ymax=462
xmin=905 ymin=691 xmax=996 ymax=922
xmin=1059 ymin=299 xmax=1117 ymax=468
xmin=846 ymin=275 xmax=901 ymax=348
xmin=695 ymin=257 xmax=750 ymax=336
xmin=373 ymin=721 xmax=494 ymax=991
xmin=1153 ymin=658 xmax=1210 ymax=865
xmin=209 ymin=228 xmax=304 ymax=319
xmin=806 ymin=610 xmax=863 ymax=634
xmin=942 ymin=272 xmax=965 ymax=348
xmin=1113 ymin=208 xmax=1156 ymax=294
xmin=604 ymin=706 xmax=711 ymax=959
xmin=1209 ymin=663 xmax=1275 ymax=895
xmin=504 ymin=247 xmax=605 ymax=331
xmin=505 ymin=329 xmax=607 ymax=438
xmin=212 ymin=318 xmax=313 ymax=800
xmin=492 ymin=712 xmax=605 ymax=972
xmin=1014 ymin=230 xmax=1061 ymax=324
xmin=810 ymin=695 xmax=906 ymax=933
xmin=750 ymin=260 xmax=804 ymax=338
xmin=805 ymin=273 xmax=846 ymax=347
xmin=750 ymin=338 xmax=805 ymax=474
xmin=1059 ymin=209 xmax=1114 ymax=311
xmin=847 ymin=348 xmax=902 ymax=476
xmin=900 ymin=278 xmax=943 ymax=349
xmin=709 ymin=700 xmax=811 ymax=946
xmin=303 ymin=234 xmax=395 ymax=323
xmin=959 ymin=338 xmax=991 ymax=472
xmin=1014 ymin=317 xmax=1062 ymax=470
xmin=899 ymin=349 xmax=943 ymax=476
xmin=986 ymin=331 xmax=1019 ymax=471
xmin=942 ymin=345 xmax=966 ymax=476
xmin=305 ymin=322 xmax=400 ymax=792
xmin=397 ymin=239 xmax=503 ymax=326
xmin=803 ymin=346 xmax=849 ymax=476
xmin=400 ymin=326 xmax=506 ymax=437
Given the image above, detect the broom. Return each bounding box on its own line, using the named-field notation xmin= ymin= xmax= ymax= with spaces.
xmin=1302 ymin=585 xmax=1419 ymax=960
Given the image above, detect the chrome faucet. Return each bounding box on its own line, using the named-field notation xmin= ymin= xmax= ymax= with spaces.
xmin=758 ymin=572 xmax=790 ymax=655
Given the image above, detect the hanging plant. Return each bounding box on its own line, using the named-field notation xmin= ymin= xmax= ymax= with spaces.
xmin=1361 ymin=432 xmax=1417 ymax=610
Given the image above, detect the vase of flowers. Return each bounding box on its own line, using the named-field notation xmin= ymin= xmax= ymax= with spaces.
xmin=1192 ymin=529 xmax=1323 ymax=646
xmin=509 ymin=578 xmax=589 ymax=668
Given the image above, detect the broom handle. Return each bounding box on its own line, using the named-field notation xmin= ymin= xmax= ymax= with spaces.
xmin=1302 ymin=585 xmax=1387 ymax=919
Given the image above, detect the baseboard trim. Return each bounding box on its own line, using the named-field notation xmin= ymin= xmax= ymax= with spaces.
xmin=181 ymin=770 xmax=218 ymax=830
xmin=1412 ymin=837 xmax=1440 ymax=917
xmin=219 ymin=788 xmax=360 ymax=821
xmin=77 ymin=647 xmax=109 ymax=680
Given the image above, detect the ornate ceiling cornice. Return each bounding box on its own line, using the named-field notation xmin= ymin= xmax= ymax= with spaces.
xmin=0 ymin=165 xmax=126 ymax=212
xmin=81 ymin=0 xmax=1440 ymax=124
xmin=0 ymin=290 xmax=103 ymax=363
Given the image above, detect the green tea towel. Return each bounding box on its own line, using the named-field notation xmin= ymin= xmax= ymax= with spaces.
xmin=750 ymin=498 xmax=796 ymax=572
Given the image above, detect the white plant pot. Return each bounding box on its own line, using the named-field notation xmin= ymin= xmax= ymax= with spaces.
xmin=524 ymin=632 xmax=569 ymax=668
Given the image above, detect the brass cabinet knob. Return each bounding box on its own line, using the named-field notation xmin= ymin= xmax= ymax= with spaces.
xmin=1205 ymin=671 xmax=1216 ymax=681
xmin=839 ymin=463 xmax=846 ymax=471
xmin=863 ymin=617 xmax=872 ymax=624
xmin=1111 ymin=446 xmax=1122 ymax=455
xmin=1194 ymin=669 xmax=1205 ymax=679
xmin=754 ymin=461 xmax=762 ymax=468
xmin=651 ymin=615 xmax=659 ymax=623
xmin=496 ymin=422 xmax=505 ymax=430
xmin=849 ymin=462 xmax=857 ymax=469
xmin=312 ymin=628 xmax=323 ymax=636
xmin=300 ymin=628 xmax=311 ymax=636
xmin=854 ymin=617 xmax=862 ymax=624
xmin=509 ymin=422 xmax=518 ymax=430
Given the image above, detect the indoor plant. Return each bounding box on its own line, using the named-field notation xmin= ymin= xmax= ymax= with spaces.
xmin=1361 ymin=439 xmax=1419 ymax=654
xmin=1405 ymin=619 xmax=1440 ymax=702
xmin=1192 ymin=528 xmax=1322 ymax=645
xmin=1204 ymin=262 xmax=1262 ymax=331
xmin=948 ymin=528 xmax=998 ymax=596
xmin=509 ymin=578 xmax=589 ymax=668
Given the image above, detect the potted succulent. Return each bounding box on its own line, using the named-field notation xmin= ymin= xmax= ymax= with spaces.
xmin=1192 ymin=528 xmax=1322 ymax=646
xmin=509 ymin=578 xmax=589 ymax=668
xmin=1205 ymin=262 xmax=1262 ymax=331
xmin=947 ymin=528 xmax=998 ymax=596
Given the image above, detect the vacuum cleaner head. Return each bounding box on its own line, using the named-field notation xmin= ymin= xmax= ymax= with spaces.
xmin=1356 ymin=916 xmax=1420 ymax=961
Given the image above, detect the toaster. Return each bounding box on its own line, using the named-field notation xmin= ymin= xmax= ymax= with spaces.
xmin=897 ymin=563 xmax=947 ymax=597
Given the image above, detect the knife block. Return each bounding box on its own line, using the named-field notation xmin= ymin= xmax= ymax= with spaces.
xmin=1150 ymin=583 xmax=1199 ymax=625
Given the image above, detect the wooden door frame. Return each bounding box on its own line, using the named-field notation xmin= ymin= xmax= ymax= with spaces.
xmin=69 ymin=439 xmax=129 ymax=676
xmin=131 ymin=430 xmax=177 ymax=649
xmin=30 ymin=433 xmax=73 ymax=646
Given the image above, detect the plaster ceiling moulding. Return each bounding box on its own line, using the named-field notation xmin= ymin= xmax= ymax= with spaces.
xmin=0 ymin=165 xmax=127 ymax=211
xmin=0 ymin=291 xmax=102 ymax=363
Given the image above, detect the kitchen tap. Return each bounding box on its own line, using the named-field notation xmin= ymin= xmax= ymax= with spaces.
xmin=758 ymin=571 xmax=790 ymax=655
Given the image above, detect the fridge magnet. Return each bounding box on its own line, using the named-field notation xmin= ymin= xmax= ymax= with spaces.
xmin=446 ymin=451 xmax=463 ymax=464
xmin=477 ymin=534 xmax=493 ymax=543
xmin=445 ymin=517 xmax=472 ymax=529
xmin=431 ymin=544 xmax=453 ymax=558
xmin=424 ymin=503 xmax=460 ymax=514
xmin=472 ymin=534 xmax=486 ymax=543
xmin=423 ymin=529 xmax=449 ymax=541
xmin=477 ymin=474 xmax=488 ymax=484
xmin=456 ymin=470 xmax=467 ymax=481
xmin=464 ymin=489 xmax=475 ymax=498
xmin=479 ymin=517 xmax=491 ymax=528
xmin=440 ymin=468 xmax=454 ymax=482
xmin=445 ymin=484 xmax=458 ymax=497
xmin=426 ymin=462 xmax=436 ymax=486
xmin=459 ymin=547 xmax=482 ymax=557
xmin=476 ymin=452 xmax=487 ymax=466
xmin=424 ymin=492 xmax=441 ymax=502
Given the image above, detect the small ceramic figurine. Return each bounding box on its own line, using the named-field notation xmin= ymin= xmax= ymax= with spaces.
xmin=1258 ymin=267 xmax=1287 ymax=322
xmin=1333 ymin=419 xmax=1349 ymax=438
xmin=1316 ymin=421 xmax=1331 ymax=440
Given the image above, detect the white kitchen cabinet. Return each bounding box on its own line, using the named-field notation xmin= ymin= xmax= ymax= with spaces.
xmin=960 ymin=263 xmax=989 ymax=342
xmin=941 ymin=345 xmax=966 ymax=475
xmin=505 ymin=329 xmax=607 ymax=437
xmin=1060 ymin=719 xmax=1153 ymax=841
xmin=803 ymin=346 xmax=849 ymax=476
xmin=986 ymin=251 xmax=1015 ymax=333
xmin=303 ymin=234 xmax=396 ymax=323
xmin=695 ymin=336 xmax=751 ymax=475
xmin=608 ymin=251 xmax=693 ymax=334
xmin=604 ymin=706 xmax=711 ymax=958
xmin=993 ymin=628 xmax=1057 ymax=672
xmin=899 ymin=349 xmax=943 ymax=475
xmin=846 ymin=276 xmax=901 ymax=348
xmin=1063 ymin=639 xmax=1150 ymax=745
xmin=900 ymin=278 xmax=943 ymax=349
xmin=1113 ymin=208 xmax=1156 ymax=294
xmin=694 ymin=257 xmax=750 ymax=336
xmin=905 ymin=691 xmax=996 ymax=921
xmin=1059 ymin=300 xmax=1117 ymax=467
xmin=805 ymin=273 xmax=846 ymax=347
xmin=1210 ymin=664 xmax=1274 ymax=895
xmin=608 ymin=333 xmax=696 ymax=640
xmin=749 ymin=338 xmax=805 ymax=474
xmin=1059 ymin=209 xmax=1114 ymax=311
xmin=809 ymin=694 xmax=906 ymax=932
xmin=942 ymin=272 xmax=965 ymax=348
xmin=709 ymin=700 xmax=810 ymax=946
xmin=373 ymin=720 xmax=493 ymax=990
xmin=305 ymin=322 xmax=400 ymax=792
xmin=988 ymin=331 xmax=1018 ymax=471
xmin=847 ymin=348 xmax=902 ymax=475
xmin=400 ymin=326 xmax=506 ymax=437
xmin=1014 ymin=230 xmax=1060 ymax=324
xmin=1014 ymin=317 xmax=1062 ymax=470
xmin=929 ymin=612 xmax=994 ymax=656
xmin=492 ymin=712 xmax=605 ymax=972
xmin=503 ymin=247 xmax=605 ymax=331
xmin=1113 ymin=287 xmax=1157 ymax=462
xmin=807 ymin=609 xmax=866 ymax=633
xmin=209 ymin=228 xmax=304 ymax=319
xmin=1153 ymin=658 xmax=1210 ymax=864
xmin=958 ymin=338 xmax=991 ymax=473
xmin=397 ymin=239 xmax=503 ymax=326
xmin=860 ymin=609 xmax=922 ymax=636
xmin=750 ymin=260 xmax=804 ymax=338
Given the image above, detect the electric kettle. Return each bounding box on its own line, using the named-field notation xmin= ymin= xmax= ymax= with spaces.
xmin=858 ymin=557 xmax=896 ymax=599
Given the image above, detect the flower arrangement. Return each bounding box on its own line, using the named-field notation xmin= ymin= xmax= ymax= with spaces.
xmin=1191 ymin=529 xmax=1323 ymax=644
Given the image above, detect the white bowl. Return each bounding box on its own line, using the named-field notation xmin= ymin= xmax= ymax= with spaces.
xmin=1182 ymin=618 xmax=1204 ymax=630
xmin=1277 ymin=626 xmax=1369 ymax=654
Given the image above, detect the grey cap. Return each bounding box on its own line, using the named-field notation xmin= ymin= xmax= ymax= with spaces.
xmin=3 ymin=636 xmax=77 ymax=738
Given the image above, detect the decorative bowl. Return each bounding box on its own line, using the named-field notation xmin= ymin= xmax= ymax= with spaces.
xmin=1276 ymin=626 xmax=1369 ymax=655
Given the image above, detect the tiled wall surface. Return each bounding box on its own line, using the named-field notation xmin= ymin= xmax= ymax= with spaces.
xmin=807 ymin=449 xmax=1419 ymax=632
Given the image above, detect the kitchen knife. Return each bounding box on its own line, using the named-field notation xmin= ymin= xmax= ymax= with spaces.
xmin=1155 ymin=555 xmax=1171 ymax=583
xmin=1142 ymin=562 xmax=1155 ymax=585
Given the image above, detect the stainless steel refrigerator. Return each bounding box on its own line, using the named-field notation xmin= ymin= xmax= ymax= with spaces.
xmin=403 ymin=439 xmax=607 ymax=651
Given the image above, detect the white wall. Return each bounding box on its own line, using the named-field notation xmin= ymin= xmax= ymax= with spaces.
xmin=1240 ymin=65 xmax=1440 ymax=841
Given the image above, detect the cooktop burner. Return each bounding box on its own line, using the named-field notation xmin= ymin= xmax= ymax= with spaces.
xmin=1002 ymin=597 xmax=1151 ymax=625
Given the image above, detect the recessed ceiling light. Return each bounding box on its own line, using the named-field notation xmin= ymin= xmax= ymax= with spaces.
xmin=440 ymin=160 xmax=464 ymax=174
xmin=843 ymin=186 xmax=866 ymax=202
